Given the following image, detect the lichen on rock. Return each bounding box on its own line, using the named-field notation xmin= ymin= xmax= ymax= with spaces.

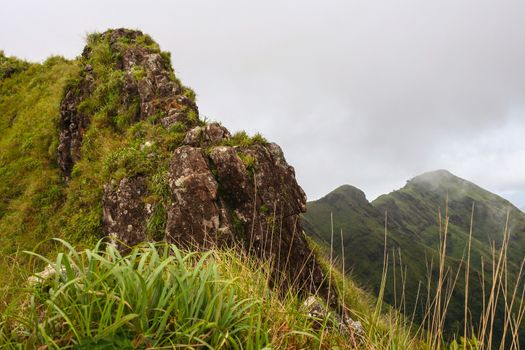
xmin=102 ymin=176 xmax=151 ymax=249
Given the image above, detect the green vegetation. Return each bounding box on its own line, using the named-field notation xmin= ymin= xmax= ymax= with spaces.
xmin=223 ymin=131 xmax=268 ymax=147
xmin=0 ymin=55 xmax=80 ymax=299
xmin=0 ymin=239 xmax=414 ymax=349
xmin=0 ymin=30 xmax=191 ymax=306
xmin=302 ymin=171 xmax=525 ymax=348
xmin=2 ymin=241 xmax=268 ymax=348
xmin=0 ymin=51 xmax=30 ymax=79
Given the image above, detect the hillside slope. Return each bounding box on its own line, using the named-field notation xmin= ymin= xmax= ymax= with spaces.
xmin=303 ymin=170 xmax=525 ymax=345
xmin=0 ymin=28 xmax=333 ymax=305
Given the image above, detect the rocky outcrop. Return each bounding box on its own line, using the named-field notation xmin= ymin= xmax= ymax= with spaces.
xmin=57 ymin=29 xmax=198 ymax=177
xmin=165 ymin=144 xmax=234 ymax=245
xmin=183 ymin=122 xmax=231 ymax=147
xmin=205 ymin=141 xmax=324 ymax=294
xmin=104 ymin=121 xmax=332 ymax=300
xmin=59 ymin=28 xmax=336 ymax=307
xmin=56 ymin=68 xmax=95 ymax=178
xmin=303 ymin=296 xmax=365 ymax=343
xmin=113 ymin=30 xmax=198 ymax=125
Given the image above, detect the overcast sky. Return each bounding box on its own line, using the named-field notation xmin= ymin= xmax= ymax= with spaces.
xmin=2 ymin=0 xmax=525 ymax=208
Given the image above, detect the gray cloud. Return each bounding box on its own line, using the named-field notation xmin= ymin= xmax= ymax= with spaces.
xmin=2 ymin=0 xmax=525 ymax=207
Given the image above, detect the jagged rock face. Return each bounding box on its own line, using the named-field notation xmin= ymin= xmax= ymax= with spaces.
xmin=103 ymin=122 xmax=332 ymax=300
xmin=58 ymin=28 xmax=334 ymax=304
xmin=57 ymin=28 xmax=198 ymax=177
xmin=165 ymin=145 xmax=234 ymax=244
xmin=183 ymin=123 xmax=231 ymax=147
xmin=56 ymin=71 xmax=94 ymax=177
xmin=165 ymin=126 xmax=329 ymax=298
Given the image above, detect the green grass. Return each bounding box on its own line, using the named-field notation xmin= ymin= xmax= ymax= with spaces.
xmin=0 ymin=56 xmax=80 ymax=297
xmin=223 ymin=131 xmax=268 ymax=147
xmin=3 ymin=240 xmax=267 ymax=348
xmin=2 ymin=221 xmax=521 ymax=349
xmin=0 ymin=239 xmax=393 ymax=349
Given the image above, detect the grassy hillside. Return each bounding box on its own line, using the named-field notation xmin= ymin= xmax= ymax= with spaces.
xmin=302 ymin=170 xmax=525 ymax=347
xmin=0 ymin=32 xmax=197 ymax=302
xmin=0 ymin=52 xmax=80 ymax=297
xmin=0 ymin=238 xmax=429 ymax=349
xmin=0 ymin=33 xmax=427 ymax=349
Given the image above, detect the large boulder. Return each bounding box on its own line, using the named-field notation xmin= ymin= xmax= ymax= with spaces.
xmin=165 ymin=127 xmax=330 ymax=300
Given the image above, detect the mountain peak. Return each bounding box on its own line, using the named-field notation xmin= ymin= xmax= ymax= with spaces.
xmin=334 ymin=184 xmax=366 ymax=195
xmin=406 ymin=169 xmax=477 ymax=193
xmin=410 ymin=169 xmax=457 ymax=183
xmin=322 ymin=184 xmax=368 ymax=204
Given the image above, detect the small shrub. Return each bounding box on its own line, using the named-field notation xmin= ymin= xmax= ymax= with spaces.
xmin=252 ymin=132 xmax=268 ymax=144
xmin=182 ymin=87 xmax=196 ymax=102
xmin=0 ymin=52 xmax=30 ymax=79
xmin=225 ymin=130 xmax=268 ymax=147
xmin=186 ymin=109 xmax=200 ymax=123
xmin=238 ymin=152 xmax=256 ymax=175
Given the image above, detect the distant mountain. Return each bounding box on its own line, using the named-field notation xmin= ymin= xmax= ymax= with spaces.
xmin=303 ymin=170 xmax=525 ymax=344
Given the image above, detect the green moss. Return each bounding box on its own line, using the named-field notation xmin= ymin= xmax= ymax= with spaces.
xmin=130 ymin=65 xmax=146 ymax=81
xmin=224 ymin=130 xmax=268 ymax=147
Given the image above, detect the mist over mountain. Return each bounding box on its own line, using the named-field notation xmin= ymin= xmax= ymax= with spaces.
xmin=303 ymin=170 xmax=525 ymax=345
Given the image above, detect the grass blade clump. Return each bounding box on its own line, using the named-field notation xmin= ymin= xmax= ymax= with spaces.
xmin=12 ymin=240 xmax=267 ymax=349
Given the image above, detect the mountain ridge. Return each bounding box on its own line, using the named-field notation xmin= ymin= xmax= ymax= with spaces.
xmin=302 ymin=169 xmax=525 ymax=345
